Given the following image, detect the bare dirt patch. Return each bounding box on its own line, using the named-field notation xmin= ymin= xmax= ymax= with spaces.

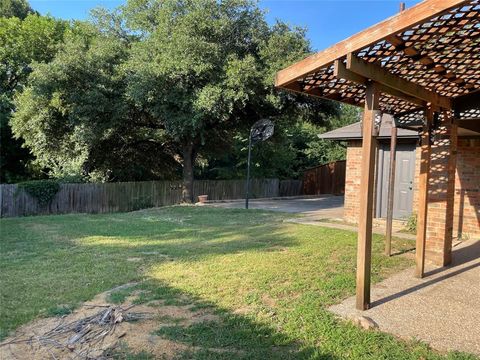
xmin=261 ymin=294 xmax=277 ymax=308
xmin=0 ymin=284 xmax=220 ymax=359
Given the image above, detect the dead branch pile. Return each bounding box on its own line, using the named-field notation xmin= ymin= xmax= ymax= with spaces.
xmin=0 ymin=305 xmax=152 ymax=359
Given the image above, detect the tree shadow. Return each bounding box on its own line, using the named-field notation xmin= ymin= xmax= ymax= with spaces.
xmin=106 ymin=279 xmax=328 ymax=360
xmin=0 ymin=208 xmax=307 ymax=339
xmin=390 ymin=247 xmax=415 ymax=257
xmin=14 ymin=208 xmax=303 ymax=262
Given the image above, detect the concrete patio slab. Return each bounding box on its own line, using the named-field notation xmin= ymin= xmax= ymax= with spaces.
xmin=288 ymin=218 xmax=416 ymax=241
xmin=329 ymin=240 xmax=480 ymax=355
xmin=208 ymin=195 xmax=344 ymax=219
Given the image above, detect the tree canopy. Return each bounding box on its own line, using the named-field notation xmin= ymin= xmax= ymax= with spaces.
xmin=0 ymin=0 xmax=37 ymax=20
xmin=198 ymin=104 xmax=359 ymax=180
xmin=0 ymin=12 xmax=67 ymax=182
xmin=12 ymin=0 xmax=343 ymax=201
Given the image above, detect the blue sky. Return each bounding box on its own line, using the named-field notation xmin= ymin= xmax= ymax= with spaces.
xmin=30 ymin=0 xmax=422 ymax=51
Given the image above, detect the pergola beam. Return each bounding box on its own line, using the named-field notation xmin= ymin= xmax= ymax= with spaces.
xmin=275 ymin=0 xmax=468 ymax=87
xmin=458 ymin=119 xmax=480 ymax=133
xmin=346 ymin=54 xmax=452 ymax=110
xmin=334 ymin=60 xmax=426 ymax=107
xmin=452 ymin=90 xmax=480 ymax=114
xmin=283 ymin=81 xmax=364 ymax=108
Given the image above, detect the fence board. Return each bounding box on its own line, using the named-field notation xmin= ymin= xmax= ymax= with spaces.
xmin=0 ymin=178 xmax=303 ymax=218
xmin=303 ymin=160 xmax=346 ymax=196
xmin=279 ymin=180 xmax=303 ymax=197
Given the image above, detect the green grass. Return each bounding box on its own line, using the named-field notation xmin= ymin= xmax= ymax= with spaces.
xmin=0 ymin=206 xmax=476 ymax=359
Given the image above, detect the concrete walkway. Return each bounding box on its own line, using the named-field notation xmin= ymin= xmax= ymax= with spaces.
xmin=208 ymin=195 xmax=416 ymax=241
xmin=330 ymin=240 xmax=480 ymax=355
xmin=288 ymin=217 xmax=416 ymax=241
xmin=208 ymin=195 xmax=344 ymax=219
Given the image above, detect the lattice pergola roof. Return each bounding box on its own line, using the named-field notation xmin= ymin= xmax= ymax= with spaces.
xmin=275 ymin=0 xmax=480 ymax=120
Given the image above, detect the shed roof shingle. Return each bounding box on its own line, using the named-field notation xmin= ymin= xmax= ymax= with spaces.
xmin=319 ymin=115 xmax=418 ymax=140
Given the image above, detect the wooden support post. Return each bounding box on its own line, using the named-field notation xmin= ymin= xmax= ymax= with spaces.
xmin=385 ymin=123 xmax=398 ymax=256
xmin=415 ymin=107 xmax=433 ymax=278
xmin=356 ymin=82 xmax=380 ymax=310
xmin=384 ymin=0 xmax=405 ymax=257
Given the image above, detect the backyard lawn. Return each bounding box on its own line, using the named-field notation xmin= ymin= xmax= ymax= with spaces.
xmin=0 ymin=207 xmax=476 ymax=359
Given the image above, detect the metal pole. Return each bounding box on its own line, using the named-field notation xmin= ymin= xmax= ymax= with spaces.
xmin=245 ymin=131 xmax=253 ymax=209
xmin=385 ymin=124 xmax=397 ymax=256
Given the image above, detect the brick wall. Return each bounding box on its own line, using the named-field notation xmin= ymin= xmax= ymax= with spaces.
xmin=454 ymin=138 xmax=480 ymax=240
xmin=344 ymin=140 xmax=363 ymax=223
xmin=412 ymin=146 xmax=421 ymax=211
xmin=424 ymin=124 xmax=456 ymax=265
xmin=343 ymin=135 xmax=480 ymax=265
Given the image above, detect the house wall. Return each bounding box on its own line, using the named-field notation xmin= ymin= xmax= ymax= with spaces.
xmin=454 ymin=138 xmax=480 ymax=240
xmin=344 ymin=140 xmax=363 ymax=223
xmin=423 ymin=124 xmax=456 ymax=265
xmin=344 ymin=136 xmax=480 ymax=265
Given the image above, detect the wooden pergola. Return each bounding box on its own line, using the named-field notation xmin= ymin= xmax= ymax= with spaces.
xmin=275 ymin=0 xmax=480 ymax=310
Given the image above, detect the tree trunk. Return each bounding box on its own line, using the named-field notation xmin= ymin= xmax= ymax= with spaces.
xmin=182 ymin=143 xmax=195 ymax=203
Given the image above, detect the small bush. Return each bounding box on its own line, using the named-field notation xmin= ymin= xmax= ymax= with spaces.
xmin=130 ymin=196 xmax=154 ymax=211
xmin=16 ymin=180 xmax=60 ymax=206
xmin=405 ymin=213 xmax=417 ymax=233
xmin=47 ymin=304 xmax=75 ymax=317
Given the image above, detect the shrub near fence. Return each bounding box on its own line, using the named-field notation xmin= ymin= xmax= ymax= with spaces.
xmin=0 ymin=179 xmax=303 ymax=217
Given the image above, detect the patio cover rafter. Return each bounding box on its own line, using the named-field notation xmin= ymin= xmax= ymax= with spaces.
xmin=344 ymin=53 xmax=452 ymax=109
xmin=275 ymin=0 xmax=480 ymax=115
xmin=276 ymin=0 xmax=470 ymax=88
xmin=333 ymin=59 xmax=428 ymax=108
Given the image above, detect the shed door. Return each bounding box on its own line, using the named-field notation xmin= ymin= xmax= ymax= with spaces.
xmin=376 ymin=142 xmax=416 ymax=219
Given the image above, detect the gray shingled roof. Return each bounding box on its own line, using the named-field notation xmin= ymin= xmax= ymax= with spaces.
xmin=319 ymin=114 xmax=418 ymax=141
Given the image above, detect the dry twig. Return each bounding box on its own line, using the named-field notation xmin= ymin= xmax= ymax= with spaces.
xmin=0 ymin=305 xmax=152 ymax=359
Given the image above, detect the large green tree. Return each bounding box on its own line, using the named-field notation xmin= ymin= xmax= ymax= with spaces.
xmin=12 ymin=22 xmax=180 ymax=182
xmin=122 ymin=0 xmax=338 ymax=201
xmin=12 ymin=0 xmax=338 ymax=200
xmin=0 ymin=12 xmax=67 ymax=182
xmin=0 ymin=0 xmax=36 ymax=19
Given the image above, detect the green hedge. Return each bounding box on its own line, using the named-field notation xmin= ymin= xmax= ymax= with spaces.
xmin=16 ymin=180 xmax=61 ymax=206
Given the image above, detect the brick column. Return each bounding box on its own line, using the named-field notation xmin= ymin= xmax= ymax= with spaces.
xmin=453 ymin=138 xmax=480 ymax=239
xmin=425 ymin=116 xmax=457 ymax=266
xmin=344 ymin=140 xmax=362 ymax=223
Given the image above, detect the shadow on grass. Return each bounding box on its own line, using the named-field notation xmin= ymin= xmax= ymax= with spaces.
xmin=106 ymin=279 xmax=333 ymax=360
xmin=390 ymin=247 xmax=416 ymax=257
xmin=3 ymin=208 xmax=302 ymax=262
xmin=0 ymin=207 xmax=309 ymax=339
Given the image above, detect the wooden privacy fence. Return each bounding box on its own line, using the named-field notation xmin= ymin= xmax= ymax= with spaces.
xmin=0 ymin=179 xmax=303 ymax=217
xmin=303 ymin=160 xmax=346 ymax=196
